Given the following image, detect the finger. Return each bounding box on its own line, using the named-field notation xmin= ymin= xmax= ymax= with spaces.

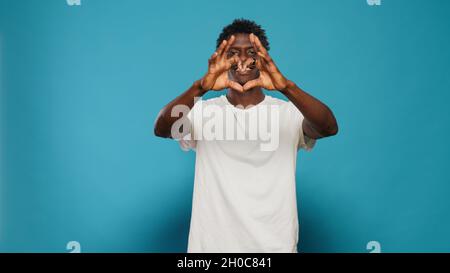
xmin=258 ymin=52 xmax=280 ymax=73
xmin=223 ymin=35 xmax=235 ymax=56
xmin=228 ymin=80 xmax=244 ymax=92
xmin=208 ymin=51 xmax=219 ymax=64
xmin=209 ymin=51 xmax=218 ymax=60
xmin=249 ymin=33 xmax=256 ymax=49
xmin=238 ymin=60 xmax=243 ymax=71
xmin=257 ymin=51 xmax=272 ymax=63
xmin=243 ymin=78 xmax=262 ymax=91
xmin=226 ymin=55 xmax=239 ymax=69
xmin=230 ymin=55 xmax=239 ymax=64
xmin=250 ymin=33 xmax=270 ymax=65
xmin=249 ymin=34 xmax=259 ymax=59
xmin=250 ymin=33 xmax=261 ymax=53
xmin=216 ymin=39 xmax=228 ymax=56
xmin=242 ymin=58 xmax=254 ymax=70
xmin=252 ymin=33 xmax=268 ymax=55
xmin=254 ymin=57 xmax=265 ymax=71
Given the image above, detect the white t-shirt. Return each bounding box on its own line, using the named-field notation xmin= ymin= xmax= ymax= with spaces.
xmin=179 ymin=94 xmax=316 ymax=253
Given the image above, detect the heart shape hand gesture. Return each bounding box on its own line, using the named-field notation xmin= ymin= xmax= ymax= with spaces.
xmin=200 ymin=33 xmax=289 ymax=93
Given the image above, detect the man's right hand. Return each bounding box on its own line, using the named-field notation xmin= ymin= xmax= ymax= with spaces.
xmin=200 ymin=35 xmax=244 ymax=93
xmin=154 ymin=36 xmax=243 ymax=138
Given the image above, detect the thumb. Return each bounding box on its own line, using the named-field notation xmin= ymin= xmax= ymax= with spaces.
xmin=227 ymin=80 xmax=244 ymax=93
xmin=243 ymin=78 xmax=261 ymax=91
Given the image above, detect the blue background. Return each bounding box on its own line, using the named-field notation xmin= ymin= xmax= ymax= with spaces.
xmin=1 ymin=0 xmax=449 ymax=252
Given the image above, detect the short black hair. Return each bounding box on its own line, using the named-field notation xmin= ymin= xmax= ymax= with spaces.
xmin=216 ymin=18 xmax=270 ymax=51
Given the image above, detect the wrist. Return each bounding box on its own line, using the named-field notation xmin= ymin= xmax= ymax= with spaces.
xmin=194 ymin=79 xmax=208 ymax=96
xmin=279 ymin=80 xmax=296 ymax=95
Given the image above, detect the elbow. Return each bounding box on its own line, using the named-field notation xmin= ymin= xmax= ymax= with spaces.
xmin=324 ymin=112 xmax=339 ymax=137
xmin=325 ymin=122 xmax=339 ymax=137
xmin=154 ymin=126 xmax=165 ymax=138
xmin=319 ymin=120 xmax=338 ymax=137
xmin=153 ymin=118 xmax=171 ymax=139
xmin=328 ymin=124 xmax=338 ymax=136
xmin=154 ymin=108 xmax=173 ymax=138
xmin=154 ymin=125 xmax=171 ymax=139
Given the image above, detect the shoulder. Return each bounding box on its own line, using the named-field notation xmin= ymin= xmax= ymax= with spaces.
xmin=264 ymin=95 xmax=287 ymax=106
xmin=264 ymin=95 xmax=297 ymax=112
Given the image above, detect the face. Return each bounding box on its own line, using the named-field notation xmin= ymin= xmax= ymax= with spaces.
xmin=226 ymin=33 xmax=260 ymax=85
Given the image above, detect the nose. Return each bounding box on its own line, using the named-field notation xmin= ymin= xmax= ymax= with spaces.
xmin=239 ymin=51 xmax=249 ymax=62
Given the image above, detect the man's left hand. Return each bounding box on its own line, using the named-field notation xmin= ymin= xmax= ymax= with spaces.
xmin=243 ymin=33 xmax=290 ymax=92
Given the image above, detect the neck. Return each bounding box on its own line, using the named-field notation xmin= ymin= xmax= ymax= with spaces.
xmin=226 ymin=87 xmax=265 ymax=108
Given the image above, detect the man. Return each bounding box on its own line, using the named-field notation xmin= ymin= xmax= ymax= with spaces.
xmin=154 ymin=19 xmax=338 ymax=253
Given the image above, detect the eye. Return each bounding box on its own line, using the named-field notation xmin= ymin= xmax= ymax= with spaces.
xmin=227 ymin=50 xmax=239 ymax=58
xmin=247 ymin=49 xmax=256 ymax=56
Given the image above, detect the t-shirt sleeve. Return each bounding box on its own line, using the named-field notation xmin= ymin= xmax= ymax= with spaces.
xmin=286 ymin=101 xmax=316 ymax=151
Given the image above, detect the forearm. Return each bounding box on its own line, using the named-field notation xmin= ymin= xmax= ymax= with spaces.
xmin=281 ymin=80 xmax=338 ymax=136
xmin=154 ymin=80 xmax=206 ymax=138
